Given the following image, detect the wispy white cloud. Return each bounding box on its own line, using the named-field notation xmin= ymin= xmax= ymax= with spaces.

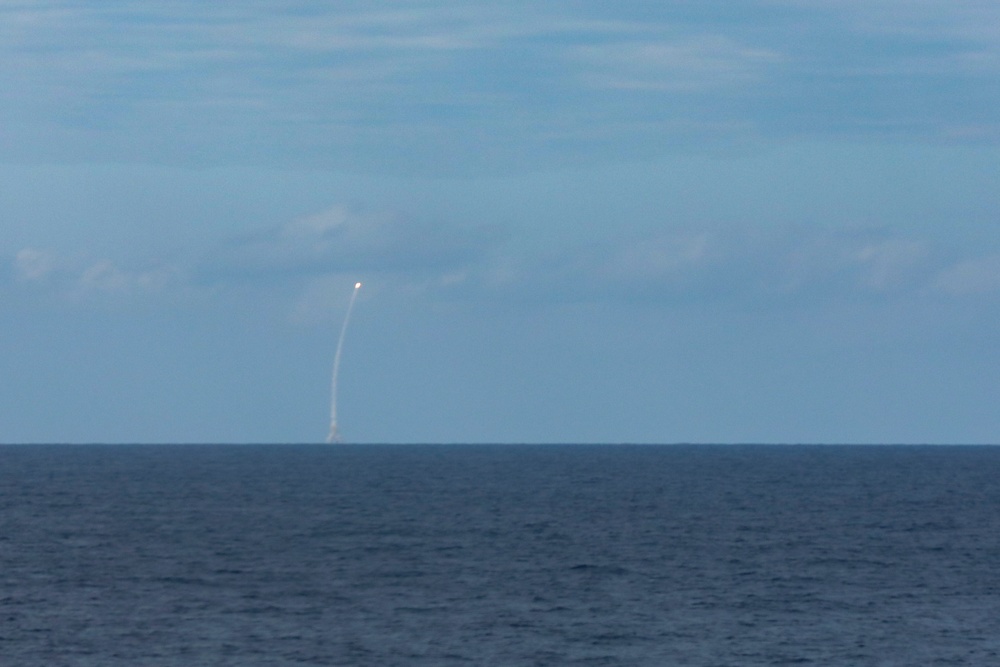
xmin=852 ymin=239 xmax=930 ymax=291
xmin=198 ymin=205 xmax=499 ymax=286
xmin=931 ymin=254 xmax=1000 ymax=295
xmin=4 ymin=1 xmax=998 ymax=169
xmin=760 ymin=0 xmax=1000 ymax=76
xmin=74 ymin=259 xmax=177 ymax=297
xmin=604 ymin=233 xmax=711 ymax=279
xmin=472 ymin=225 xmax=949 ymax=306
xmin=8 ymin=247 xmax=180 ymax=300
xmin=770 ymin=0 xmax=1000 ymax=42
xmin=574 ymin=37 xmax=783 ymax=92
xmin=7 ymin=216 xmax=997 ymax=315
xmin=13 ymin=248 xmax=56 ymax=282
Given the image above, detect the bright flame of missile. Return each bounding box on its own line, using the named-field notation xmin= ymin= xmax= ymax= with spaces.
xmin=327 ymin=281 xmax=362 ymax=443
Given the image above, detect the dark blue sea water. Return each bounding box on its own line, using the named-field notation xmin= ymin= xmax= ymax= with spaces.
xmin=2 ymin=445 xmax=999 ymax=666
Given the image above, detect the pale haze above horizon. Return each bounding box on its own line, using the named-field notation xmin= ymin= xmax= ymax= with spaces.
xmin=3 ymin=1 xmax=999 ymax=444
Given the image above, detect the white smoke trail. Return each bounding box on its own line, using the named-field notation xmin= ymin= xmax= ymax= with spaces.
xmin=327 ymin=281 xmax=362 ymax=443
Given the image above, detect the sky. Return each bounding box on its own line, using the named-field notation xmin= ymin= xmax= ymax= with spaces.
xmin=2 ymin=0 xmax=999 ymax=444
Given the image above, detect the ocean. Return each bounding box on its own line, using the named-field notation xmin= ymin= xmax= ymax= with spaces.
xmin=2 ymin=444 xmax=999 ymax=666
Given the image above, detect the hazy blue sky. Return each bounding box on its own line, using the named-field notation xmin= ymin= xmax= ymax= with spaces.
xmin=3 ymin=1 xmax=999 ymax=443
